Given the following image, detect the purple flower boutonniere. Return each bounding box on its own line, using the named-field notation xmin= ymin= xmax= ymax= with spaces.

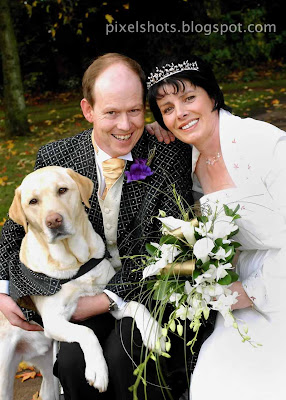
xmin=125 ymin=159 xmax=153 ymax=183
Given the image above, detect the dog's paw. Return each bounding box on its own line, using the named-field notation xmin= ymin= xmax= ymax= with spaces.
xmin=85 ymin=360 xmax=109 ymax=393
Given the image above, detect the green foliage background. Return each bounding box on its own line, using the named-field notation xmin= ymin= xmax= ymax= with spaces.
xmin=0 ymin=0 xmax=285 ymax=94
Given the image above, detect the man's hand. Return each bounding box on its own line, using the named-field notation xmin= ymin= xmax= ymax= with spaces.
xmin=145 ymin=122 xmax=175 ymax=144
xmin=230 ymin=282 xmax=253 ymax=310
xmin=0 ymin=293 xmax=43 ymax=331
xmin=71 ymin=293 xmax=110 ymax=322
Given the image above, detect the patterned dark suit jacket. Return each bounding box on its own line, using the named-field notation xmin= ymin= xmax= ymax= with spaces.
xmin=0 ymin=128 xmax=193 ymax=315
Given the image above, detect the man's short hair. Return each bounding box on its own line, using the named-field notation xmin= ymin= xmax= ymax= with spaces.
xmin=82 ymin=53 xmax=146 ymax=106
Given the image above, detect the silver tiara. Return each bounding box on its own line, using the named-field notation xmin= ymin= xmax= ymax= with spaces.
xmin=147 ymin=60 xmax=199 ymax=90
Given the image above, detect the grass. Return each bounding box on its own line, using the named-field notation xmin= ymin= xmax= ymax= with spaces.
xmin=222 ymin=78 xmax=286 ymax=116
xmin=0 ymin=76 xmax=286 ymax=226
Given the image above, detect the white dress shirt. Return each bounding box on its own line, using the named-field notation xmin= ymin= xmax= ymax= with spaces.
xmin=92 ymin=142 xmax=133 ymax=309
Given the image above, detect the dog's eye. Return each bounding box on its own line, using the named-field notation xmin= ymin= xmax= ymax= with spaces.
xmin=58 ymin=188 xmax=68 ymax=195
xmin=29 ymin=198 xmax=38 ymax=205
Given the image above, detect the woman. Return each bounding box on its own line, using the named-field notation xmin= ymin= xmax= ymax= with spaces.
xmin=146 ymin=57 xmax=286 ymax=400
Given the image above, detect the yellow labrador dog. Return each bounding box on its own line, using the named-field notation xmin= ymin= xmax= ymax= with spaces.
xmin=2 ymin=166 xmax=163 ymax=400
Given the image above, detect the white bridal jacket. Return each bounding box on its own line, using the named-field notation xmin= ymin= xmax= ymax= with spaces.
xmin=190 ymin=110 xmax=286 ymax=400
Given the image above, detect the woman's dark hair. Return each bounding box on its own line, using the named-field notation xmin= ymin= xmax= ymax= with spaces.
xmin=148 ymin=56 xmax=231 ymax=130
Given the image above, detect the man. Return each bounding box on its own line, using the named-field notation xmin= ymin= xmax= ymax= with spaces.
xmin=0 ymin=53 xmax=194 ymax=399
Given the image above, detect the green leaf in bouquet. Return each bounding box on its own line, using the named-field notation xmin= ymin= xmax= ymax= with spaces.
xmin=175 ymin=282 xmax=187 ymax=294
xmin=179 ymin=244 xmax=192 ymax=254
xmin=224 ymin=246 xmax=235 ymax=262
xmin=233 ymin=204 xmax=240 ymax=214
xmin=218 ymin=273 xmax=232 ymax=285
xmin=198 ymin=215 xmax=209 ymax=224
xmin=153 ymin=279 xmax=171 ymax=300
xmin=146 ymin=280 xmax=157 ymax=291
xmin=223 ymin=204 xmax=240 ymax=217
xmin=228 ymin=269 xmax=239 ymax=282
xmin=196 ymin=259 xmax=202 ymax=267
xmin=232 ymin=241 xmax=241 ymax=248
xmin=228 ymin=228 xmax=239 ymax=238
xmin=213 ymin=259 xmax=219 ymax=267
xmin=145 ymin=243 xmax=159 ymax=256
xmin=159 ymin=235 xmax=180 ymax=245
xmin=215 ymin=238 xmax=223 ymax=247
xmin=223 ymin=204 xmax=241 ymax=222
xmin=194 ymin=230 xmax=202 ymax=240
xmin=210 ymin=244 xmax=219 ymax=254
xmin=192 ymin=269 xmax=201 ymax=279
xmin=223 ymin=204 xmax=233 ymax=216
xmin=201 ymin=260 xmax=211 ymax=271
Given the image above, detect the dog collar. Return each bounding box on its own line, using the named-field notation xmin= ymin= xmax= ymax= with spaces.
xmin=60 ymin=258 xmax=104 ymax=284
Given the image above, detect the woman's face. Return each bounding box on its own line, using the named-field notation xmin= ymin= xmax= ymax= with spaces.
xmin=156 ymin=80 xmax=219 ymax=146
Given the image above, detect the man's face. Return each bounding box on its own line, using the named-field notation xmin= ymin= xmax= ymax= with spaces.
xmin=81 ymin=63 xmax=145 ymax=157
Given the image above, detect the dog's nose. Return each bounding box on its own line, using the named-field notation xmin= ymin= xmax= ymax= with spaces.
xmin=45 ymin=213 xmax=63 ymax=229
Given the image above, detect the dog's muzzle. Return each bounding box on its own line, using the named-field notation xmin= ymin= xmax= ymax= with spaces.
xmin=45 ymin=213 xmax=63 ymax=229
xmin=45 ymin=213 xmax=71 ymax=242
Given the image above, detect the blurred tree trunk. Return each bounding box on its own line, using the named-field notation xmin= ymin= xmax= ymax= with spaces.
xmin=0 ymin=0 xmax=29 ymax=137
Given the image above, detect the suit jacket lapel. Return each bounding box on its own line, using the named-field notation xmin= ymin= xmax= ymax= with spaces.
xmin=117 ymin=133 xmax=150 ymax=240
xmin=117 ymin=162 xmax=146 ymax=240
xmin=76 ymin=130 xmax=104 ymax=237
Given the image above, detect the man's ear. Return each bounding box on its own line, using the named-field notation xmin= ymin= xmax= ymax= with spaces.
xmin=66 ymin=169 xmax=94 ymax=208
xmin=9 ymin=187 xmax=28 ymax=233
xmin=80 ymin=98 xmax=94 ymax=123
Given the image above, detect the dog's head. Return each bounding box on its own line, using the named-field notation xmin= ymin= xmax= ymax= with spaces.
xmin=9 ymin=166 xmax=94 ymax=243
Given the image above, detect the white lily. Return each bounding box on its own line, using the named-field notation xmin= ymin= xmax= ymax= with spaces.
xmin=181 ymin=222 xmax=196 ymax=245
xmin=157 ymin=216 xmax=197 ymax=245
xmin=157 ymin=216 xmax=184 ymax=233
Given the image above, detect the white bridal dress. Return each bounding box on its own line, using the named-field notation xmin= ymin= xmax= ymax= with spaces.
xmin=190 ymin=111 xmax=286 ymax=400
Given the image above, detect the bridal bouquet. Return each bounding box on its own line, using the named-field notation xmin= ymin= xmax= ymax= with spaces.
xmin=141 ymin=202 xmax=254 ymax=352
xmin=129 ymin=201 xmax=257 ymax=399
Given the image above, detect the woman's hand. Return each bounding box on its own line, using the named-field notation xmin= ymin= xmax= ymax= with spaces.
xmin=230 ymin=282 xmax=253 ymax=310
xmin=145 ymin=122 xmax=175 ymax=144
xmin=71 ymin=293 xmax=110 ymax=322
xmin=0 ymin=293 xmax=43 ymax=331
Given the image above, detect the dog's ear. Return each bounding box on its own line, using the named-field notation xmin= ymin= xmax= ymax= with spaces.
xmin=9 ymin=187 xmax=28 ymax=233
xmin=66 ymin=169 xmax=94 ymax=208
